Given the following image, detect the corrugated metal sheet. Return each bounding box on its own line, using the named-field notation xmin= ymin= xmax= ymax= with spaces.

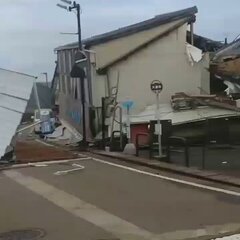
xmin=0 ymin=68 xmax=35 ymax=158
xmin=129 ymin=104 xmax=240 ymax=125
xmin=213 ymin=39 xmax=240 ymax=61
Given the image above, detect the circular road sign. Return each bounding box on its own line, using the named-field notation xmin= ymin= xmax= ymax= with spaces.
xmin=150 ymin=80 xmax=163 ymax=94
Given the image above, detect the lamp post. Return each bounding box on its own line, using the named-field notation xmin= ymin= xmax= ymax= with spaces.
xmin=57 ymin=0 xmax=87 ymax=146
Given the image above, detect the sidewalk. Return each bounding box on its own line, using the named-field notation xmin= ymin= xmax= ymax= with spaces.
xmin=15 ymin=140 xmax=78 ymax=163
xmin=91 ymin=150 xmax=240 ymax=188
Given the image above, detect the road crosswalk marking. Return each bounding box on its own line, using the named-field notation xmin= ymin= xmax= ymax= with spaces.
xmin=4 ymin=170 xmax=155 ymax=240
xmin=4 ymin=162 xmax=240 ymax=240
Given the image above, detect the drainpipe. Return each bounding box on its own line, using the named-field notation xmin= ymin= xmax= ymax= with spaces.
xmin=106 ymin=70 xmax=111 ymax=97
xmin=190 ymin=22 xmax=194 ymax=45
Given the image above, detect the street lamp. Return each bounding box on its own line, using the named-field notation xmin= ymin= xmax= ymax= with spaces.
xmin=57 ymin=0 xmax=87 ymax=146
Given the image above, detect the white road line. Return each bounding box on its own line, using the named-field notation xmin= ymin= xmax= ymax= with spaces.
xmin=4 ymin=170 xmax=154 ymax=240
xmin=54 ymin=163 xmax=85 ymax=176
xmin=6 ymin=157 xmax=91 ymax=169
xmin=29 ymin=157 xmax=91 ymax=165
xmin=91 ymin=158 xmax=240 ymax=197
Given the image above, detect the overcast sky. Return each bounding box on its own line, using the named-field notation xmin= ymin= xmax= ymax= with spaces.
xmin=0 ymin=0 xmax=239 ymax=81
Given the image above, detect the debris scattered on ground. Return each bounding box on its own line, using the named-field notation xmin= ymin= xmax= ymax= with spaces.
xmin=172 ymin=92 xmax=239 ymax=111
xmin=45 ymin=121 xmax=82 ymax=146
xmin=211 ymin=39 xmax=240 ymax=96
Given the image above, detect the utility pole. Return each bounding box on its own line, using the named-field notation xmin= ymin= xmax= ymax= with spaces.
xmin=57 ymin=0 xmax=87 ymax=146
xmin=76 ymin=4 xmax=82 ymax=50
xmin=41 ymin=72 xmax=48 ymax=87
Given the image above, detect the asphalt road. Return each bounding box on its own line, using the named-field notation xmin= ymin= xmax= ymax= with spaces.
xmin=1 ymin=155 xmax=240 ymax=240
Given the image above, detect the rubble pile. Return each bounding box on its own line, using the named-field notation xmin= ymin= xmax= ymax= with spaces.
xmin=172 ymin=92 xmax=240 ymax=111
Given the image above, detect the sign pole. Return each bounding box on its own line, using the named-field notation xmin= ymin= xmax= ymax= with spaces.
xmin=156 ymin=92 xmax=162 ymax=157
xmin=127 ymin=105 xmax=131 ymax=143
xmin=150 ymin=80 xmax=163 ymax=158
xmin=122 ymin=100 xmax=134 ymax=143
xmin=122 ymin=100 xmax=135 ymax=155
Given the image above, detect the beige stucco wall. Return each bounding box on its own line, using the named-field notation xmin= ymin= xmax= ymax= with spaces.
xmin=89 ymin=22 xmax=210 ymax=112
xmin=105 ymin=23 xmax=209 ymax=113
xmin=200 ymin=53 xmax=210 ymax=94
xmin=91 ymin=19 xmax=186 ymax=69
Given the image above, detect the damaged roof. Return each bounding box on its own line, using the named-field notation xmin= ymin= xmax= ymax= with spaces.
xmin=211 ymin=39 xmax=240 ymax=79
xmin=129 ymin=104 xmax=240 ymax=126
xmin=0 ymin=68 xmax=35 ymax=159
xmin=213 ymin=38 xmax=240 ymax=61
xmin=186 ymin=32 xmax=223 ymax=52
xmin=55 ymin=6 xmax=198 ymax=51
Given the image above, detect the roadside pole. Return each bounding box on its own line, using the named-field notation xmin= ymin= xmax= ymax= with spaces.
xmin=150 ymin=80 xmax=163 ymax=158
xmin=122 ymin=100 xmax=134 ymax=143
xmin=126 ymin=104 xmax=131 ymax=143
xmin=122 ymin=100 xmax=135 ymax=155
xmin=156 ymin=92 xmax=162 ymax=157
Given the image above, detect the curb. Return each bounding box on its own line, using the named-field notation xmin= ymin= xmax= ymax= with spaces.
xmin=91 ymin=150 xmax=240 ymax=188
xmin=0 ymin=156 xmax=89 ymax=172
xmin=0 ymin=164 xmax=32 ymax=172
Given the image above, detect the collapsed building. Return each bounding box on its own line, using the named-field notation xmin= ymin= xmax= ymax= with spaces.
xmin=53 ymin=6 xmax=223 ymax=140
xmin=211 ymin=39 xmax=240 ymax=96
